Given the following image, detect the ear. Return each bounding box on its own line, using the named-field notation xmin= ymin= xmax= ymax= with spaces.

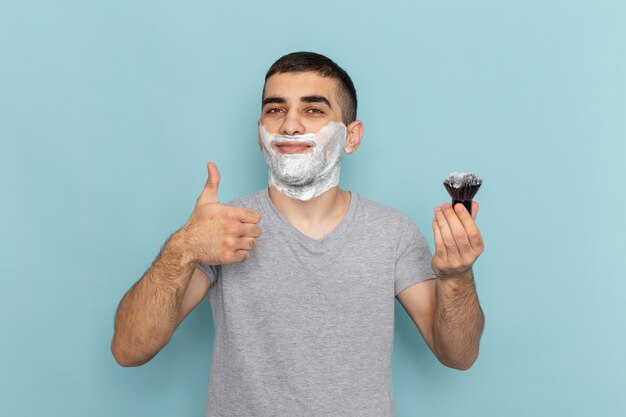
xmin=343 ymin=120 xmax=364 ymax=154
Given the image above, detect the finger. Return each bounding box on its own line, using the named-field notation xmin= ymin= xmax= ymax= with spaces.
xmin=472 ymin=201 xmax=479 ymax=220
xmin=453 ymin=203 xmax=483 ymax=251
xmin=237 ymin=208 xmax=262 ymax=224
xmin=233 ymin=249 xmax=250 ymax=263
xmin=441 ymin=203 xmax=472 ymax=253
xmin=197 ymin=162 xmax=220 ymax=205
xmin=435 ymin=204 xmax=459 ymax=256
xmin=239 ymin=223 xmax=262 ymax=238
xmin=235 ymin=237 xmax=257 ymax=251
xmin=432 ymin=217 xmax=447 ymax=259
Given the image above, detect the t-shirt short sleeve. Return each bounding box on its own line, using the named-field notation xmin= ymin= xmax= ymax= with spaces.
xmin=197 ymin=262 xmax=219 ymax=286
xmin=394 ymin=216 xmax=436 ymax=296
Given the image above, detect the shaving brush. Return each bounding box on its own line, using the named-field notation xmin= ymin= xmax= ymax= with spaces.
xmin=443 ymin=172 xmax=482 ymax=215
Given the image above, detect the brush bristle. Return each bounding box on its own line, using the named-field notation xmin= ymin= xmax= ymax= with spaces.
xmin=443 ymin=172 xmax=482 ymax=201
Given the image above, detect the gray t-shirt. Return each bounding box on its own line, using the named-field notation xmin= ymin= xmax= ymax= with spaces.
xmin=198 ymin=189 xmax=435 ymax=417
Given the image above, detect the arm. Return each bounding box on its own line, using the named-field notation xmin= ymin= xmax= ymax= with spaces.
xmin=111 ymin=163 xmax=262 ymax=367
xmin=111 ymin=241 xmax=210 ymax=367
xmin=397 ymin=201 xmax=484 ymax=370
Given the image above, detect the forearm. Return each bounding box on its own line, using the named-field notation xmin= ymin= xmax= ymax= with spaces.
xmin=433 ymin=269 xmax=484 ymax=370
xmin=111 ymin=229 xmax=196 ymax=366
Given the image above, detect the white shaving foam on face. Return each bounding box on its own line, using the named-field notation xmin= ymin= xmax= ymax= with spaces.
xmin=259 ymin=121 xmax=347 ymax=201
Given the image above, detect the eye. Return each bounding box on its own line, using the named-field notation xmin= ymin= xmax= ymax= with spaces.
xmin=265 ymin=107 xmax=285 ymax=114
xmin=306 ymin=107 xmax=325 ymax=114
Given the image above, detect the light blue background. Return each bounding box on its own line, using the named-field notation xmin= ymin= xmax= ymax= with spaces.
xmin=1 ymin=0 xmax=624 ymax=416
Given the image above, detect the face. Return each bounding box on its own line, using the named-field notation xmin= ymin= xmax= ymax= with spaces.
xmin=257 ymin=71 xmax=364 ymax=200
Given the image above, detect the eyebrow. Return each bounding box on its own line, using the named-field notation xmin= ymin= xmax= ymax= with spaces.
xmin=301 ymin=95 xmax=332 ymax=108
xmin=262 ymin=95 xmax=332 ymax=108
xmin=262 ymin=97 xmax=286 ymax=106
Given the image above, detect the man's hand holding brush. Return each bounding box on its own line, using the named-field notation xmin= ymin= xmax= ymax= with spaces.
xmin=428 ymin=199 xmax=485 ymax=370
xmin=432 ymin=201 xmax=483 ymax=278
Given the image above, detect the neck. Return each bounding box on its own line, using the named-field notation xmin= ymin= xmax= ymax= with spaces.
xmin=268 ymin=185 xmax=351 ymax=240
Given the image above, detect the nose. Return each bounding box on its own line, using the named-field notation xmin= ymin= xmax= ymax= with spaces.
xmin=280 ymin=110 xmax=305 ymax=136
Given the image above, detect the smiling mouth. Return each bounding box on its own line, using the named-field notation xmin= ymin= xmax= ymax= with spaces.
xmin=274 ymin=142 xmax=314 ymax=154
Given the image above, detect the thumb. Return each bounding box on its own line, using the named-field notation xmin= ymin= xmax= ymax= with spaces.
xmin=198 ymin=162 xmax=220 ymax=204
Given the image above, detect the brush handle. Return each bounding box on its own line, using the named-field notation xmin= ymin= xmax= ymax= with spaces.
xmin=452 ymin=199 xmax=473 ymax=215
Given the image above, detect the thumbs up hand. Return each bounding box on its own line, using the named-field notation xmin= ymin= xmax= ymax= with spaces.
xmin=180 ymin=162 xmax=262 ymax=265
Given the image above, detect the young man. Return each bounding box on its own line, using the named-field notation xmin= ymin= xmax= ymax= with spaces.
xmin=112 ymin=52 xmax=485 ymax=416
